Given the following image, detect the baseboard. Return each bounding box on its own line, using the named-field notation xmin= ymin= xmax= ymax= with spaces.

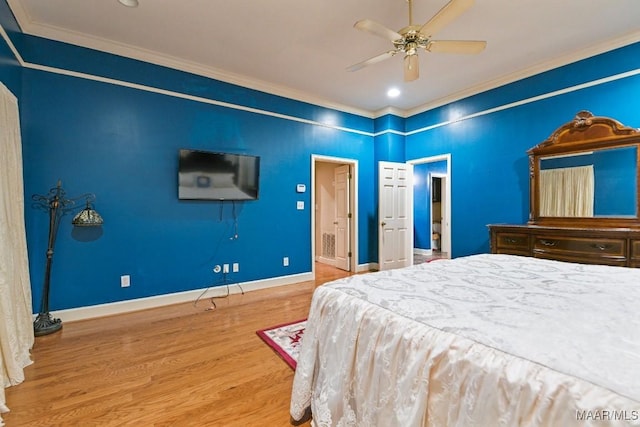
xmin=414 ymin=248 xmax=433 ymax=256
xmin=359 ymin=262 xmax=378 ymax=272
xmin=317 ymin=256 xmax=337 ymax=266
xmin=50 ymin=272 xmax=314 ymax=323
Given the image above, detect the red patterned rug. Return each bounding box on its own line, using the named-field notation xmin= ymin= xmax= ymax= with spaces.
xmin=256 ymin=319 xmax=306 ymax=370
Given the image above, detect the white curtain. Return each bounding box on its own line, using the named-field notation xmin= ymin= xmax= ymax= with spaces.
xmin=540 ymin=165 xmax=595 ymax=217
xmin=0 ymin=82 xmax=34 ymax=425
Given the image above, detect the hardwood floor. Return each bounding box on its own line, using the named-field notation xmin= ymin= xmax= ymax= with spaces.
xmin=4 ymin=263 xmax=354 ymax=426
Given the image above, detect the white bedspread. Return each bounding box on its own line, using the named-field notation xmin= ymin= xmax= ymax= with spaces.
xmin=290 ymin=254 xmax=640 ymax=426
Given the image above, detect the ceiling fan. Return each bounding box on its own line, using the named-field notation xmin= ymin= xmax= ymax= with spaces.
xmin=347 ymin=0 xmax=486 ymax=82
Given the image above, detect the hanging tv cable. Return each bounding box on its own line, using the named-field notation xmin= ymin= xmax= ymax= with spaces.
xmin=230 ymin=200 xmax=239 ymax=240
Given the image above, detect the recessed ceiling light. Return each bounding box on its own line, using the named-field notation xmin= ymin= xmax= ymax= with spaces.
xmin=118 ymin=0 xmax=139 ymax=7
xmin=387 ymin=88 xmax=401 ymax=98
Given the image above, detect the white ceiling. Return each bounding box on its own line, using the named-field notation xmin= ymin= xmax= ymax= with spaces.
xmin=6 ymin=0 xmax=640 ymax=116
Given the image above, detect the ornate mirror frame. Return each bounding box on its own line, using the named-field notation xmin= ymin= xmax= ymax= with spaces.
xmin=528 ymin=111 xmax=640 ymax=228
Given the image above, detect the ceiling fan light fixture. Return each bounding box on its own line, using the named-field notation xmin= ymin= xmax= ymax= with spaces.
xmin=348 ymin=0 xmax=486 ymax=82
xmin=118 ymin=0 xmax=139 ymax=7
xmin=405 ymin=41 xmax=418 ymax=56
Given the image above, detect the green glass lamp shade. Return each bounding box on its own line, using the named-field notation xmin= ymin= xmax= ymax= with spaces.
xmin=72 ymin=203 xmax=104 ymax=226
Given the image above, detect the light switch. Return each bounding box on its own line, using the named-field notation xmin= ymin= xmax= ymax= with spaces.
xmin=297 ymin=201 xmax=304 ymax=210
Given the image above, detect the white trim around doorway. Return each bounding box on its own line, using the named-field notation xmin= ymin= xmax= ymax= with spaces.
xmin=311 ymin=155 xmax=361 ymax=279
xmin=408 ymin=153 xmax=452 ymax=259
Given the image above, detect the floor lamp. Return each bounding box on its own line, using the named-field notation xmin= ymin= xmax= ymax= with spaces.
xmin=32 ymin=180 xmax=103 ymax=336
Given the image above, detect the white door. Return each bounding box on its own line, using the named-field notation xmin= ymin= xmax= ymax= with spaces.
xmin=378 ymin=161 xmax=413 ymax=270
xmin=334 ymin=165 xmax=350 ymax=271
xmin=439 ymin=176 xmax=451 ymax=255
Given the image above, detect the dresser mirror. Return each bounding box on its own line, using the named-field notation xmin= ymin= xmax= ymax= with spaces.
xmin=538 ymin=145 xmax=637 ymax=218
xmin=528 ymin=111 xmax=640 ymax=228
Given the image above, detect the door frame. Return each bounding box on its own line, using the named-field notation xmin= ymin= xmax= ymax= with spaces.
xmin=429 ymin=172 xmax=447 ymax=254
xmin=311 ymin=155 xmax=359 ymax=278
xmin=333 ymin=164 xmax=351 ymax=271
xmin=408 ymin=154 xmax=452 ymax=259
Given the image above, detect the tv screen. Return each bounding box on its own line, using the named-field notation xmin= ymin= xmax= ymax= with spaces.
xmin=178 ymin=149 xmax=260 ymax=201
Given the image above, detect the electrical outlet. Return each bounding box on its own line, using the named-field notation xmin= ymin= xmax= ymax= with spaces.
xmin=213 ymin=265 xmax=222 ymax=273
xmin=283 ymin=257 xmax=289 ymax=267
xmin=223 ymin=264 xmax=230 ymax=273
xmin=232 ymin=262 xmax=239 ymax=273
xmin=120 ymin=275 xmax=130 ymax=288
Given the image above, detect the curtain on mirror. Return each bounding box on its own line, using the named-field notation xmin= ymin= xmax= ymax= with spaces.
xmin=0 ymin=82 xmax=34 ymax=425
xmin=540 ymin=165 xmax=595 ymax=217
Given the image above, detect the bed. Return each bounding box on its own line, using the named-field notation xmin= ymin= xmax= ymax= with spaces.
xmin=290 ymin=254 xmax=640 ymax=426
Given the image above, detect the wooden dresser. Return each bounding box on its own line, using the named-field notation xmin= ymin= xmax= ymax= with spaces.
xmin=489 ymin=111 xmax=640 ymax=268
xmin=488 ymin=224 xmax=640 ymax=267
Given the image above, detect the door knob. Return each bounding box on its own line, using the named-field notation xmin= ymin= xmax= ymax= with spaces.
xmin=381 ymin=222 xmax=386 ymax=227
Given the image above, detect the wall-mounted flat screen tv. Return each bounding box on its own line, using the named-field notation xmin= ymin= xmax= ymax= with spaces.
xmin=178 ymin=149 xmax=260 ymax=201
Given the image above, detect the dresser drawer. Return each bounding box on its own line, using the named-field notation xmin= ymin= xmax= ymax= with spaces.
xmin=533 ymin=235 xmax=626 ymax=259
xmin=494 ymin=232 xmax=530 ymax=255
xmin=631 ymin=240 xmax=640 ymax=261
xmin=489 ymin=223 xmax=640 ymax=268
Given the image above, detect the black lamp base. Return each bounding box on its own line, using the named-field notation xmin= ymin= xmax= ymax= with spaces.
xmin=34 ymin=312 xmax=62 ymax=336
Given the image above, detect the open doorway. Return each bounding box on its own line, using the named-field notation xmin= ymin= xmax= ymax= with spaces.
xmin=311 ymin=155 xmax=358 ymax=278
xmin=429 ymin=173 xmax=448 ymax=258
xmin=409 ymin=154 xmax=452 ymax=263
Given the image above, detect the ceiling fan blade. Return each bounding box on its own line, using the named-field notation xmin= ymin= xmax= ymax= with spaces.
xmin=419 ymin=0 xmax=474 ymax=37
xmin=427 ymin=40 xmax=486 ymax=54
xmin=354 ymin=19 xmax=403 ymax=42
xmin=347 ymin=50 xmax=397 ymax=72
xmin=404 ymin=54 xmax=419 ymax=82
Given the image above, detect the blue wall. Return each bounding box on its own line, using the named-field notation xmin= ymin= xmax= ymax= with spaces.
xmin=406 ymin=42 xmax=640 ymax=257
xmin=0 ymin=4 xmax=377 ymax=311
xmin=19 ymin=68 xmax=375 ymax=310
xmin=0 ymin=1 xmax=21 ymax=99
xmin=369 ymin=114 xmax=406 ymax=259
xmin=2 ymin=0 xmax=640 ymax=311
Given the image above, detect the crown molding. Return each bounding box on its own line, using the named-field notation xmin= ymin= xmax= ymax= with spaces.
xmin=5 ymin=0 xmax=27 ymax=30
xmin=6 ymin=0 xmax=640 ymax=120
xmin=372 ymin=106 xmax=406 ymax=119
xmin=405 ymin=31 xmax=640 ymax=118
xmin=8 ymin=10 xmax=376 ymax=119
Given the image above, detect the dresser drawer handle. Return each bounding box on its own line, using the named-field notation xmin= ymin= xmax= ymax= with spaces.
xmin=590 ymin=243 xmax=611 ymax=251
xmin=539 ymin=239 xmax=557 ymax=247
xmin=505 ymin=237 xmax=520 ymax=244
